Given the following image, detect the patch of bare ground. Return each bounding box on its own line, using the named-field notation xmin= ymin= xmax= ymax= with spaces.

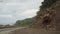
xmin=9 ymin=27 xmax=53 ymax=34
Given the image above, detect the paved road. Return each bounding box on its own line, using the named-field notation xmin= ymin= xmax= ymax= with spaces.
xmin=0 ymin=27 xmax=24 ymax=34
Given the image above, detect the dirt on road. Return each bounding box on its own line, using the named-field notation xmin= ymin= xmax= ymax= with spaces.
xmin=0 ymin=27 xmax=24 ymax=34
xmin=0 ymin=27 xmax=54 ymax=34
xmin=10 ymin=28 xmax=54 ymax=34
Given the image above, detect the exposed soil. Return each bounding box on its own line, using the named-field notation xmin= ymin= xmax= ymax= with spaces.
xmin=10 ymin=28 xmax=54 ymax=34
xmin=0 ymin=27 xmax=24 ymax=34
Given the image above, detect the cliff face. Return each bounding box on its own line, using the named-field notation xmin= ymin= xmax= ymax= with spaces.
xmin=31 ymin=0 xmax=60 ymax=34
xmin=54 ymin=1 xmax=60 ymax=34
xmin=32 ymin=7 xmax=56 ymax=29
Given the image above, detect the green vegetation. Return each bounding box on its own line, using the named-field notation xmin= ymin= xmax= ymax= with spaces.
xmin=15 ymin=17 xmax=35 ymax=26
xmin=40 ymin=0 xmax=57 ymax=10
xmin=37 ymin=0 xmax=58 ymax=14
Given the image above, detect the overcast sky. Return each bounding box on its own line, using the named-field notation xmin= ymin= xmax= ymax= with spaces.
xmin=0 ymin=0 xmax=43 ymax=25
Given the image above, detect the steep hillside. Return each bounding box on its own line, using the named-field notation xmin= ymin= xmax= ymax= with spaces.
xmin=31 ymin=0 xmax=60 ymax=33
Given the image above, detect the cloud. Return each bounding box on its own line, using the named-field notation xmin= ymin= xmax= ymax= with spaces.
xmin=6 ymin=3 xmax=21 ymax=6
xmin=0 ymin=15 xmax=13 ymax=18
xmin=0 ymin=0 xmax=43 ymax=25
xmin=17 ymin=9 xmax=38 ymax=18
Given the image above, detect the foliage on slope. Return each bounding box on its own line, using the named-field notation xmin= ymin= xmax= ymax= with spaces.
xmin=15 ymin=17 xmax=35 ymax=26
xmin=37 ymin=0 xmax=58 ymax=14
